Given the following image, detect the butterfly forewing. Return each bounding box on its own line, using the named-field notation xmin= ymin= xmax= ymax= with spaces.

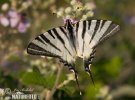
xmin=27 ymin=27 xmax=76 ymax=63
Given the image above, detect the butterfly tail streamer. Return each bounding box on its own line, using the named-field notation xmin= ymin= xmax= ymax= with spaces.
xmin=74 ymin=71 xmax=82 ymax=95
xmin=84 ymin=60 xmax=96 ymax=88
xmin=69 ymin=64 xmax=82 ymax=95
xmin=87 ymin=68 xmax=95 ymax=88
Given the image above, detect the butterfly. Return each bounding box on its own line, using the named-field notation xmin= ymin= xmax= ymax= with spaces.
xmin=27 ymin=19 xmax=120 ymax=94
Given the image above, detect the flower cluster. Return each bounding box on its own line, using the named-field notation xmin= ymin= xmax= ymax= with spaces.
xmin=55 ymin=0 xmax=96 ymax=23
xmin=0 ymin=3 xmax=30 ymax=33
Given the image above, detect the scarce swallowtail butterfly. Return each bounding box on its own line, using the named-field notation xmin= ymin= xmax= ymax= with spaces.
xmin=27 ymin=19 xmax=120 ymax=94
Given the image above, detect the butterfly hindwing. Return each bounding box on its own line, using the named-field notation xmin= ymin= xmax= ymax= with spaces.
xmin=74 ymin=20 xmax=120 ymax=87
xmin=74 ymin=20 xmax=120 ymax=59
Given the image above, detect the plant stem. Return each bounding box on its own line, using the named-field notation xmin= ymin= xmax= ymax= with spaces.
xmin=45 ymin=63 xmax=63 ymax=100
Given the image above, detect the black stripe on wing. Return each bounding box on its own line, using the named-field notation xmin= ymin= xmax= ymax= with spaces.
xmin=88 ymin=20 xmax=92 ymax=29
xmin=89 ymin=20 xmax=101 ymax=43
xmin=27 ymin=26 xmax=76 ymax=61
xmin=40 ymin=34 xmax=61 ymax=52
xmin=59 ymin=27 xmax=68 ymax=39
xmin=82 ymin=21 xmax=87 ymax=55
xmin=53 ymin=28 xmax=72 ymax=56
xmin=82 ymin=21 xmax=86 ymax=39
xmin=27 ymin=42 xmax=59 ymax=57
xmin=99 ymin=20 xmax=106 ymax=31
xmin=35 ymin=37 xmax=46 ymax=45
xmin=76 ymin=22 xmax=79 ymax=34
xmin=48 ymin=30 xmax=55 ymax=39
xmin=27 ymin=28 xmax=63 ymax=57
xmin=84 ymin=20 xmax=120 ymax=47
xmin=98 ymin=22 xmax=120 ymax=45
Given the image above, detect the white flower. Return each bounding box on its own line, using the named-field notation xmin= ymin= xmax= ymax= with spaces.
xmin=41 ymin=56 xmax=45 ymax=58
xmin=57 ymin=11 xmax=64 ymax=17
xmin=70 ymin=0 xmax=77 ymax=5
xmin=65 ymin=7 xmax=72 ymax=14
xmin=99 ymin=86 xmax=110 ymax=97
xmin=0 ymin=88 xmax=5 ymax=96
xmin=86 ymin=11 xmax=94 ymax=17
xmin=34 ymin=60 xmax=41 ymax=65
xmin=0 ymin=16 xmax=9 ymax=27
xmin=85 ymin=2 xmax=96 ymax=10
xmin=51 ymin=65 xmax=57 ymax=71
xmin=82 ymin=15 xmax=87 ymax=20
xmin=67 ymin=73 xmax=75 ymax=81
xmin=27 ymin=68 xmax=33 ymax=72
xmin=65 ymin=15 xmax=72 ymax=19
xmin=1 ymin=3 xmax=9 ymax=11
xmin=74 ymin=4 xmax=83 ymax=12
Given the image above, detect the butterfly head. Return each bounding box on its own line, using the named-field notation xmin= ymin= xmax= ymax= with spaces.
xmin=65 ymin=19 xmax=72 ymax=25
xmin=64 ymin=19 xmax=74 ymax=30
xmin=64 ymin=17 xmax=78 ymax=24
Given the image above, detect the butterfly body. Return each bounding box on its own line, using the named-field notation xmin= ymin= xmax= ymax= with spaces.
xmin=27 ymin=19 xmax=120 ymax=93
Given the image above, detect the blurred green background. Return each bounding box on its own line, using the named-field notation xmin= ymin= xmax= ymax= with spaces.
xmin=0 ymin=0 xmax=135 ymax=100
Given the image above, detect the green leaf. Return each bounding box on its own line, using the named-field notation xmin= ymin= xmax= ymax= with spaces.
xmin=45 ymin=72 xmax=56 ymax=89
xmin=61 ymin=85 xmax=76 ymax=95
xmin=21 ymin=71 xmax=47 ymax=87
xmin=59 ymin=73 xmax=67 ymax=83
xmin=0 ymin=0 xmax=8 ymax=3
xmin=104 ymin=56 xmax=122 ymax=78
xmin=0 ymin=0 xmax=10 ymax=6
xmin=85 ymin=82 xmax=102 ymax=100
xmin=94 ymin=56 xmax=122 ymax=82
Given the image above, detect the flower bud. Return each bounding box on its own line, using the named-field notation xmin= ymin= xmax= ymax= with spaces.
xmin=57 ymin=10 xmax=64 ymax=17
xmin=0 ymin=16 xmax=9 ymax=27
xmin=70 ymin=0 xmax=77 ymax=5
xmin=82 ymin=15 xmax=87 ymax=20
xmin=1 ymin=3 xmax=9 ymax=11
xmin=86 ymin=11 xmax=94 ymax=17
xmin=65 ymin=7 xmax=72 ymax=14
